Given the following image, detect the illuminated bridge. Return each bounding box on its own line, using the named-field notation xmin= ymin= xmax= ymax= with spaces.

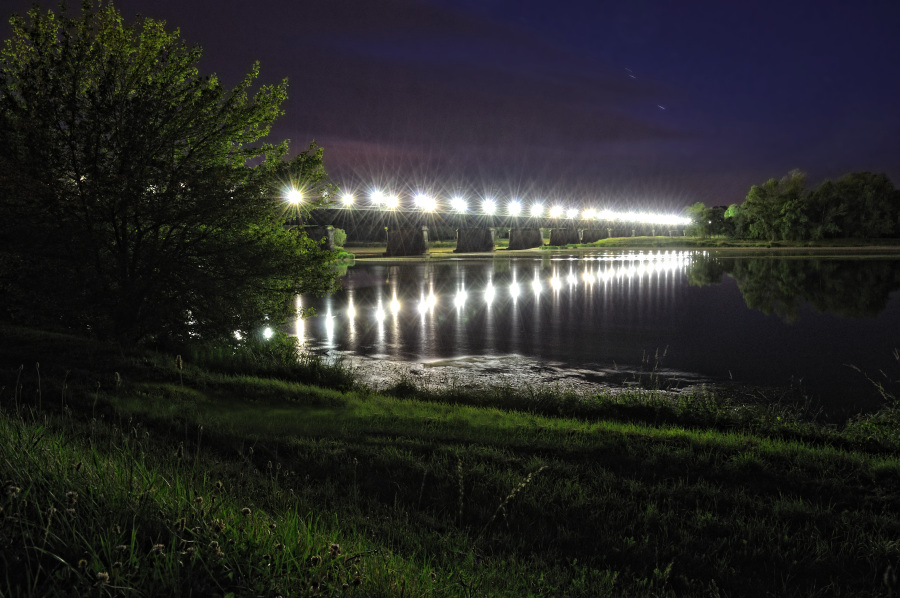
xmin=286 ymin=188 xmax=692 ymax=256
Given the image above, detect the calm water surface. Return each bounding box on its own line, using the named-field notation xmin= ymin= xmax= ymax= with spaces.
xmin=297 ymin=251 xmax=900 ymax=415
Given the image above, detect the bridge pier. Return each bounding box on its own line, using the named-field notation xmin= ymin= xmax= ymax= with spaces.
xmin=549 ymin=228 xmax=580 ymax=246
xmin=455 ymin=227 xmax=495 ymax=253
xmin=507 ymin=227 xmax=543 ymax=250
xmin=580 ymin=229 xmax=607 ymax=243
xmin=385 ymin=226 xmax=428 ymax=256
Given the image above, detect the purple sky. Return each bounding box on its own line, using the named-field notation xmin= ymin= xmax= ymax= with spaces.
xmin=5 ymin=0 xmax=900 ymax=210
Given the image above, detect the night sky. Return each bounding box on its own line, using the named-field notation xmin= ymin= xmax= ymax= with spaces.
xmin=4 ymin=0 xmax=900 ymax=210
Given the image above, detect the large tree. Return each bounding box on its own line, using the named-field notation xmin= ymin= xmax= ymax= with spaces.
xmin=0 ymin=1 xmax=338 ymax=345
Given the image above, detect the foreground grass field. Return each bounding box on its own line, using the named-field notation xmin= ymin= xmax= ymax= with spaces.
xmin=2 ymin=324 xmax=900 ymax=596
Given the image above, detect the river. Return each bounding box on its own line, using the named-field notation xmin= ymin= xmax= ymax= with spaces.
xmin=296 ymin=250 xmax=900 ymax=417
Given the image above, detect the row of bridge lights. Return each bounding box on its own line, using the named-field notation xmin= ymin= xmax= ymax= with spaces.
xmin=285 ymin=187 xmax=691 ymax=225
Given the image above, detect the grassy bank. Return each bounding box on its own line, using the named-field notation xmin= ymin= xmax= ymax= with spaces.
xmin=2 ymin=325 xmax=900 ymax=596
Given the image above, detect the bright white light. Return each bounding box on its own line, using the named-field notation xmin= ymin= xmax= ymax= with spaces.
xmin=450 ymin=196 xmax=468 ymax=212
xmin=414 ymin=193 xmax=436 ymax=212
xmin=509 ymin=282 xmax=520 ymax=300
xmin=324 ymin=310 xmax=334 ymax=341
xmin=454 ymin=289 xmax=467 ymax=309
xmin=485 ymin=283 xmax=495 ymax=305
xmin=582 ymin=270 xmax=596 ymax=284
xmin=507 ymin=200 xmax=522 ymax=216
xmin=566 ymin=208 xmax=579 ymax=219
xmin=482 ymin=199 xmax=497 ymax=215
xmin=347 ymin=298 xmax=356 ymax=319
xmin=390 ymin=295 xmax=400 ymax=316
xmin=532 ymin=277 xmax=542 ymax=294
xmin=427 ymin=292 xmax=437 ymax=309
xmin=549 ymin=205 xmax=564 ymax=219
xmin=417 ymin=298 xmax=428 ymax=316
xmin=530 ymin=203 xmax=544 ymax=218
xmin=550 ymin=276 xmax=562 ymax=291
xmin=370 ymin=189 xmax=385 ymax=205
xmin=286 ymin=189 xmax=303 ymax=204
xmin=375 ymin=306 xmax=386 ymax=322
xmin=567 ymin=272 xmax=578 ymax=285
xmin=233 ymin=330 xmax=243 ymax=341
xmin=582 ymin=208 xmax=597 ymax=220
xmin=341 ymin=193 xmax=355 ymax=206
xmin=384 ymin=194 xmax=400 ymax=210
xmin=263 ymin=327 xmax=274 ymax=340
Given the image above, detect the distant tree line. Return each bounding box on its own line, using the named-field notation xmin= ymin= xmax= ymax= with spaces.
xmin=686 ymin=170 xmax=900 ymax=240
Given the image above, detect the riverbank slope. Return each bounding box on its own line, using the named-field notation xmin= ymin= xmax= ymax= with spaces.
xmin=2 ymin=324 xmax=899 ymax=596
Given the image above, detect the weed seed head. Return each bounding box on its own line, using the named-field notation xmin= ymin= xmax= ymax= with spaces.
xmin=96 ymin=571 xmax=109 ymax=584
xmin=66 ymin=491 xmax=77 ymax=504
xmin=329 ymin=543 xmax=341 ymax=557
xmin=310 ymin=555 xmax=322 ymax=566
xmin=241 ymin=507 xmax=251 ymax=516
xmin=151 ymin=544 xmax=165 ymax=555
xmin=77 ymin=559 xmax=87 ymax=569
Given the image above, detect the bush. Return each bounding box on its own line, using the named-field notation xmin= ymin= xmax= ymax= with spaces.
xmin=333 ymin=228 xmax=347 ymax=247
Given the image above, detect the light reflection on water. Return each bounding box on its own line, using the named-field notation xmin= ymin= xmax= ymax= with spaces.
xmin=299 ymin=251 xmax=698 ymax=381
xmin=296 ymin=251 xmax=900 ymax=415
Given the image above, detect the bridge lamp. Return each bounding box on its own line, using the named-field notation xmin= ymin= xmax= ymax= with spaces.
xmin=482 ymin=199 xmax=497 ymax=215
xmin=263 ymin=326 xmax=274 ymax=340
xmin=370 ymin=189 xmax=385 ymax=205
xmin=566 ymin=208 xmax=579 ymax=219
xmin=507 ymin=200 xmax=522 ymax=216
xmin=415 ymin=193 xmax=437 ymax=212
xmin=530 ymin=203 xmax=544 ymax=218
xmin=450 ymin=196 xmax=468 ymax=212
xmin=384 ymin=194 xmax=400 ymax=210
xmin=285 ymin=188 xmax=303 ymax=204
xmin=549 ymin=205 xmax=563 ymax=219
xmin=582 ymin=208 xmax=597 ymax=220
xmin=341 ymin=193 xmax=355 ymax=207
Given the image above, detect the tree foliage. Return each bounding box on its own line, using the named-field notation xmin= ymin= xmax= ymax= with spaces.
xmin=0 ymin=1 xmax=339 ymax=345
xmin=684 ymin=202 xmax=726 ymax=237
xmin=723 ymin=169 xmax=899 ymax=242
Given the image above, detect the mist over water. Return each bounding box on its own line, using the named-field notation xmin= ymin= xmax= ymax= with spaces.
xmin=296 ymin=251 xmax=900 ymax=416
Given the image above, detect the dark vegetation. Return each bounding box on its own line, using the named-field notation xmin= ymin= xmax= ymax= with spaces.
xmin=687 ymin=170 xmax=900 ymax=241
xmin=3 ymin=324 xmax=900 ymax=597
xmin=0 ymin=2 xmax=340 ymax=347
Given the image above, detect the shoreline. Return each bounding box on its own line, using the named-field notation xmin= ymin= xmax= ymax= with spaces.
xmin=344 ymin=242 xmax=900 ymax=261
